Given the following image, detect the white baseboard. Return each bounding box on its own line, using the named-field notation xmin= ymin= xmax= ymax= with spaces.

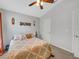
xmin=50 ymin=42 xmax=73 ymax=53
xmin=74 ymin=54 xmax=79 ymax=58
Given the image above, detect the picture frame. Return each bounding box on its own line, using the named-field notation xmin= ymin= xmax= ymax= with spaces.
xmin=20 ymin=22 xmax=31 ymax=26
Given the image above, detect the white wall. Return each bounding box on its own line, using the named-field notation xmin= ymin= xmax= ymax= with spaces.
xmin=1 ymin=9 xmax=40 ymax=48
xmin=40 ymin=0 xmax=79 ymax=53
xmin=40 ymin=18 xmax=52 ymax=43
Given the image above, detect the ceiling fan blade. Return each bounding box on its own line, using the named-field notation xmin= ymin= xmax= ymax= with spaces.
xmin=29 ymin=2 xmax=37 ymax=6
xmin=40 ymin=5 xmax=43 ymax=10
xmin=43 ymin=0 xmax=55 ymax=3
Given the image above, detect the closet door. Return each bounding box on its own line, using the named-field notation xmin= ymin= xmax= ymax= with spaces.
xmin=0 ymin=12 xmax=4 ymax=55
xmin=73 ymin=10 xmax=79 ymax=58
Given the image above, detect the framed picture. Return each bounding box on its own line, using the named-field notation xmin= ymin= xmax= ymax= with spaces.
xmin=20 ymin=22 xmax=31 ymax=26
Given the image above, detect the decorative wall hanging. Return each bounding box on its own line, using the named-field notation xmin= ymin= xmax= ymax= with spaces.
xmin=11 ymin=17 xmax=15 ymax=25
xmin=33 ymin=20 xmax=36 ymax=26
xmin=20 ymin=22 xmax=31 ymax=26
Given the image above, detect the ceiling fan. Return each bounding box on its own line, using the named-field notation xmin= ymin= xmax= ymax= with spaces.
xmin=28 ymin=0 xmax=56 ymax=10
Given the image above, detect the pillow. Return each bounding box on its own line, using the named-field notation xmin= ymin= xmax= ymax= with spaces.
xmin=25 ymin=33 xmax=33 ymax=39
xmin=14 ymin=35 xmax=23 ymax=40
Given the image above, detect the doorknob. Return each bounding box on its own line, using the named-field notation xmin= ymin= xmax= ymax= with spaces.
xmin=74 ymin=35 xmax=79 ymax=38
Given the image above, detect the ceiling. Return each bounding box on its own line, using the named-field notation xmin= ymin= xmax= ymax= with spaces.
xmin=0 ymin=0 xmax=62 ymax=17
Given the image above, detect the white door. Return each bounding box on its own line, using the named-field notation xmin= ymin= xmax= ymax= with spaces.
xmin=73 ymin=10 xmax=79 ymax=57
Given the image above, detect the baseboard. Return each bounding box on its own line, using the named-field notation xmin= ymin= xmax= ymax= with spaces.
xmin=50 ymin=42 xmax=73 ymax=53
xmin=74 ymin=53 xmax=79 ymax=58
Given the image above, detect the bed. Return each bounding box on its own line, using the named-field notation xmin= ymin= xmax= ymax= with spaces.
xmin=7 ymin=37 xmax=54 ymax=59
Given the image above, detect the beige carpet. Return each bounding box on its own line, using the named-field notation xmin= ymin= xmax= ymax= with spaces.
xmin=50 ymin=46 xmax=78 ymax=59
xmin=0 ymin=45 xmax=78 ymax=59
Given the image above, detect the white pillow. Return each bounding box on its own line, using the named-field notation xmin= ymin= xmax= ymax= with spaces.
xmin=14 ymin=35 xmax=23 ymax=40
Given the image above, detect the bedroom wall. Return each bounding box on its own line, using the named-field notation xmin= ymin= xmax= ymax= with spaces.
xmin=40 ymin=0 xmax=78 ymax=53
xmin=1 ymin=9 xmax=40 ymax=48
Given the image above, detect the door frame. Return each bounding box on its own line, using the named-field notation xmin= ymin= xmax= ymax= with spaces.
xmin=0 ymin=10 xmax=4 ymax=55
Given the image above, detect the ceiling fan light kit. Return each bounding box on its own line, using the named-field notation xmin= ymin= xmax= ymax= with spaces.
xmin=28 ymin=0 xmax=56 ymax=10
xmin=37 ymin=0 xmax=43 ymax=6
